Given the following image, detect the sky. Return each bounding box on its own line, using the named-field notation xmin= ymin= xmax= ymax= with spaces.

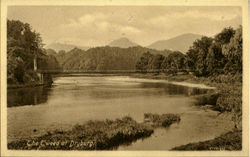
xmin=7 ymin=6 xmax=242 ymax=47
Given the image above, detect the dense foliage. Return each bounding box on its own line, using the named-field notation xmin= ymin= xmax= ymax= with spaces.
xmin=136 ymin=51 xmax=186 ymax=74
xmin=7 ymin=20 xmax=61 ymax=85
xmin=136 ymin=26 xmax=242 ymax=77
xmin=53 ymin=47 xmax=172 ymax=71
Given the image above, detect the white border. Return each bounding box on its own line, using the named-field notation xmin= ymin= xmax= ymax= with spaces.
xmin=1 ymin=0 xmax=249 ymax=156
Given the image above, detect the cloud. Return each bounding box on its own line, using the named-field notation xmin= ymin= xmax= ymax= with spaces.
xmin=53 ymin=7 xmax=241 ymax=46
xmin=120 ymin=26 xmax=141 ymax=34
xmin=61 ymin=12 xmax=141 ymax=33
xmin=56 ymin=12 xmax=143 ymax=46
xmin=143 ymin=9 xmax=241 ymax=40
xmin=173 ymin=10 xmax=240 ymax=21
xmin=147 ymin=9 xmax=240 ymax=27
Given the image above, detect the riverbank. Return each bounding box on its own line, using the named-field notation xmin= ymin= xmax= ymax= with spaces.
xmin=7 ymin=83 xmax=46 ymax=89
xmin=131 ymin=73 xmax=242 ymax=150
xmin=131 ymin=73 xmax=242 ymax=118
xmin=172 ymin=129 xmax=242 ymax=150
xmin=8 ymin=75 xmax=53 ymax=89
xmin=8 ymin=114 xmax=180 ymax=150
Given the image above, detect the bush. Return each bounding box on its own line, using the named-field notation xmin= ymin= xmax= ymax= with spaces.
xmin=13 ymin=65 xmax=25 ymax=83
xmin=208 ymin=73 xmax=242 ymax=84
xmin=194 ymin=92 xmax=220 ymax=106
xmin=144 ymin=113 xmax=181 ymax=127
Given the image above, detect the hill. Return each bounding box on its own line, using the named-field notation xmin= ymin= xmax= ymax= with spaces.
xmin=45 ymin=42 xmax=90 ymax=52
xmin=108 ymin=37 xmax=139 ymax=48
xmin=53 ymin=46 xmax=172 ymax=71
xmin=148 ymin=33 xmax=202 ymax=53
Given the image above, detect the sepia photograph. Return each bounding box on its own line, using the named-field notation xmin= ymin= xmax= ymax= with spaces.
xmin=0 ymin=0 xmax=249 ymax=156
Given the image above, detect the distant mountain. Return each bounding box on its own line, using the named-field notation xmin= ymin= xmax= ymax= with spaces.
xmin=148 ymin=33 xmax=203 ymax=53
xmin=53 ymin=46 xmax=172 ymax=71
xmin=45 ymin=42 xmax=90 ymax=52
xmin=108 ymin=37 xmax=139 ymax=48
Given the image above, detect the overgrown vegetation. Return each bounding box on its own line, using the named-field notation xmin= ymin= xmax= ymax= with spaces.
xmin=8 ymin=114 xmax=180 ymax=150
xmin=144 ymin=113 xmax=180 ymax=127
xmin=172 ymin=130 xmax=242 ymax=150
xmin=7 ymin=20 xmax=61 ymax=85
xmin=53 ymin=46 xmax=172 ymax=71
xmin=136 ymin=26 xmax=242 ymax=77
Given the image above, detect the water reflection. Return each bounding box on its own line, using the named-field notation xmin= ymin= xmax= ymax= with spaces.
xmin=7 ymin=77 xmax=211 ymax=107
xmin=8 ymin=76 xmax=233 ymax=149
xmin=139 ymin=82 xmax=210 ymax=96
xmin=7 ymin=86 xmax=50 ymax=107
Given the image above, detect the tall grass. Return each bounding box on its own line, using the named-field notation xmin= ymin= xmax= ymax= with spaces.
xmin=144 ymin=113 xmax=181 ymax=127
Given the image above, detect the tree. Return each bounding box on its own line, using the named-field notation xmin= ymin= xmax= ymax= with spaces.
xmin=187 ymin=36 xmax=213 ymax=76
xmin=204 ymin=27 xmax=235 ymax=75
xmin=186 ymin=48 xmax=197 ymax=71
xmin=7 ymin=19 xmax=60 ymax=84
xmin=185 ymin=26 xmax=242 ymax=76
xmin=150 ymin=54 xmax=165 ymax=70
xmin=222 ymin=26 xmax=242 ymax=73
xmin=215 ymin=27 xmax=235 ymax=45
xmin=205 ymin=42 xmax=225 ymax=75
xmin=135 ymin=52 xmax=154 ymax=71
xmin=161 ymin=51 xmax=186 ymax=74
xmin=7 ymin=20 xmax=44 ymax=70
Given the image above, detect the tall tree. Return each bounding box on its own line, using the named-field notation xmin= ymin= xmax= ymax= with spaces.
xmin=161 ymin=51 xmax=186 ymax=74
xmin=7 ymin=19 xmax=60 ymax=84
xmin=186 ymin=36 xmax=213 ymax=76
xmin=222 ymin=26 xmax=242 ymax=73
xmin=135 ymin=52 xmax=154 ymax=71
xmin=150 ymin=54 xmax=165 ymax=70
xmin=205 ymin=42 xmax=224 ymax=75
xmin=215 ymin=27 xmax=235 ymax=45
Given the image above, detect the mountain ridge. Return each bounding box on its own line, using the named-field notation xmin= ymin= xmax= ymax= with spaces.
xmin=46 ymin=33 xmax=202 ymax=53
xmin=108 ymin=37 xmax=139 ymax=48
xmin=45 ymin=42 xmax=90 ymax=52
xmin=148 ymin=33 xmax=203 ymax=53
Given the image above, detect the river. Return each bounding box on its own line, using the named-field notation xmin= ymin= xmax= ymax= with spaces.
xmin=7 ymin=75 xmax=234 ymax=150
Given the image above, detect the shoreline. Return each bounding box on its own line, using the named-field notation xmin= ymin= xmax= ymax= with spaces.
xmin=8 ymin=83 xmax=45 ymax=89
xmin=130 ymin=73 xmax=242 ymax=150
xmin=7 ymin=81 xmax=53 ymax=89
xmin=8 ymin=114 xmax=180 ymax=150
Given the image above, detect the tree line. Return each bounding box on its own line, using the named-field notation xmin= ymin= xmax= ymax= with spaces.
xmin=136 ymin=26 xmax=242 ymax=77
xmin=7 ymin=19 xmax=61 ymax=85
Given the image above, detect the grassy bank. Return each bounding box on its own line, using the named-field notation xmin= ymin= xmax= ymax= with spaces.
xmin=172 ymin=129 xmax=242 ymax=150
xmin=8 ymin=114 xmax=180 ymax=150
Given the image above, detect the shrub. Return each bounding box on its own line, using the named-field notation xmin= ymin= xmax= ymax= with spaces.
xmin=144 ymin=113 xmax=181 ymax=127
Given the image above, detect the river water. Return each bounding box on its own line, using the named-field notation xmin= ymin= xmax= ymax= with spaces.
xmin=7 ymin=75 xmax=234 ymax=150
